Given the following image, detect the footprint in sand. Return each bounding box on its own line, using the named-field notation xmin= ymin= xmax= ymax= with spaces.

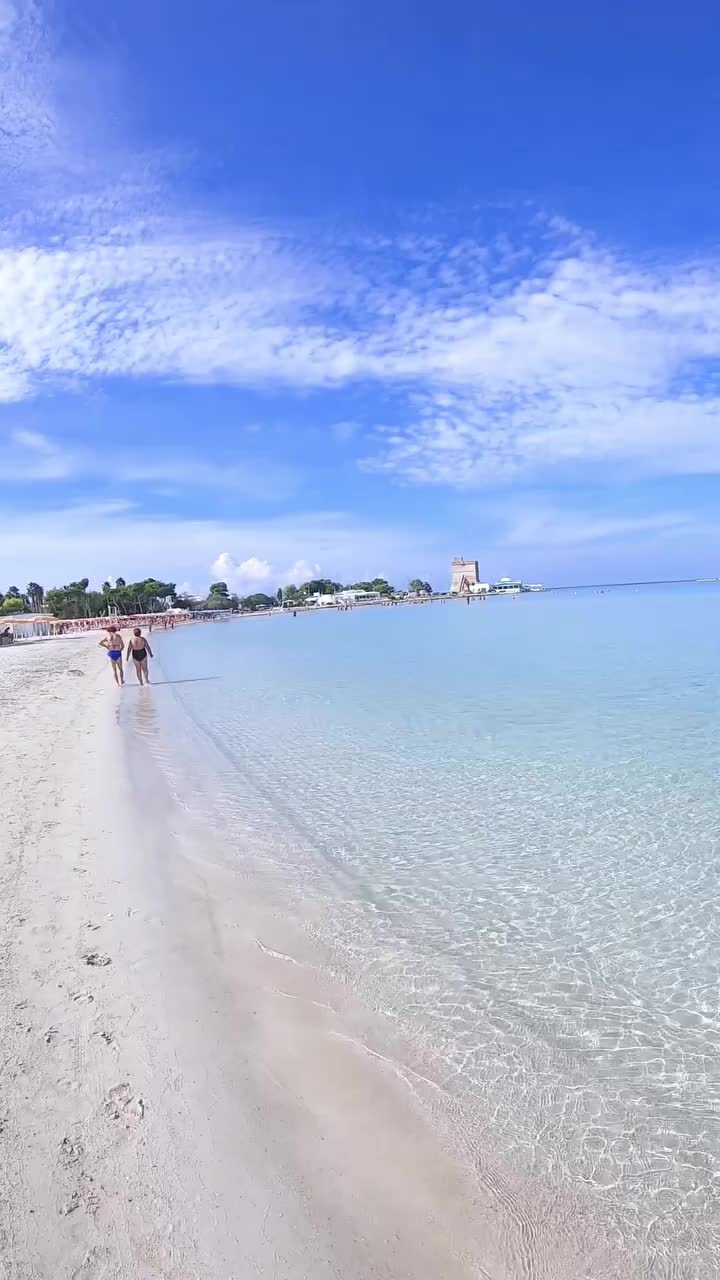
xmin=71 ymin=991 xmax=94 ymax=1004
xmin=71 ymin=1246 xmax=111 ymax=1278
xmin=59 ymin=1135 xmax=84 ymax=1166
xmin=60 ymin=1190 xmax=81 ymax=1216
xmin=59 ymin=1176 xmax=99 ymax=1218
xmin=83 ymin=952 xmax=112 ymax=967
xmin=104 ymin=1082 xmax=145 ymax=1122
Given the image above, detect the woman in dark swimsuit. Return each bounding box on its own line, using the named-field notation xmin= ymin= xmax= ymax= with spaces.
xmin=126 ymin=627 xmax=153 ymax=685
xmin=99 ymin=625 xmax=124 ymax=686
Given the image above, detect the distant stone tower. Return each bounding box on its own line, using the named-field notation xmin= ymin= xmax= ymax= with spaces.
xmin=450 ymin=557 xmax=479 ymax=593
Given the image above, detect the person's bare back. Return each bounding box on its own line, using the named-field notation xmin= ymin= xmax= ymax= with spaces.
xmin=126 ymin=628 xmax=153 ymax=684
xmin=99 ymin=627 xmax=124 ymax=686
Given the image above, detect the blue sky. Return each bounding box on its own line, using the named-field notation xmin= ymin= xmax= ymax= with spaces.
xmin=1 ymin=0 xmax=719 ymax=593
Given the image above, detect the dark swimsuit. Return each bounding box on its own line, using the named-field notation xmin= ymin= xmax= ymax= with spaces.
xmin=132 ymin=647 xmax=147 ymax=662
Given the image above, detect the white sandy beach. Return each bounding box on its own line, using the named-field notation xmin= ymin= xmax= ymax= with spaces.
xmin=0 ymin=636 xmax=617 ymax=1280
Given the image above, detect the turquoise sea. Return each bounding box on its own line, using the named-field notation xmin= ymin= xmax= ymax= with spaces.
xmin=131 ymin=587 xmax=720 ymax=1275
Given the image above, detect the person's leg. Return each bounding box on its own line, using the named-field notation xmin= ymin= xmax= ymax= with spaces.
xmin=111 ymin=659 xmax=120 ymax=686
xmin=141 ymin=657 xmax=150 ymax=683
xmin=133 ymin=657 xmax=144 ymax=685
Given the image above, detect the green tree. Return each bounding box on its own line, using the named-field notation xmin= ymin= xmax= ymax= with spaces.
xmin=204 ymin=580 xmax=235 ymax=610
xmin=299 ymin=579 xmax=342 ymax=599
xmin=240 ymin=592 xmax=276 ymax=612
xmin=1 ymin=596 xmax=24 ymax=615
xmin=347 ymin=579 xmax=394 ymax=596
xmin=409 ymin=579 xmax=432 ymax=595
xmin=46 ymin=581 xmax=102 ymax=619
xmin=6 ymin=586 xmax=21 ymax=599
xmin=130 ymin=579 xmax=176 ymax=612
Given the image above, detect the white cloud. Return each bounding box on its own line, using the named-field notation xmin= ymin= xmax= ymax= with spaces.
xmin=0 ymin=503 xmax=434 ymax=592
xmin=3 ymin=208 xmax=720 ymax=490
xmin=208 ymin=554 xmax=323 ymax=592
xmin=208 ymin=553 xmax=322 ymax=592
xmin=210 ymin=553 xmax=273 ymax=588
xmin=282 ymin=558 xmax=321 ymax=584
xmin=2 ymin=0 xmax=720 ymax=499
xmin=362 ymin=250 xmax=720 ymax=487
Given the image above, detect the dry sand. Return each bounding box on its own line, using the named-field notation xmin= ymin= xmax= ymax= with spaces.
xmin=0 ymin=637 xmax=612 ymax=1280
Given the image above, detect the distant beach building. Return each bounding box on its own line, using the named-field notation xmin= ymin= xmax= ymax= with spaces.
xmin=450 ymin=557 xmax=480 ymax=594
xmin=305 ymin=589 xmax=383 ymax=607
xmin=491 ymin=578 xmax=544 ymax=594
xmin=307 ymin=593 xmax=338 ymax=607
xmin=335 ymin=589 xmax=382 ymax=605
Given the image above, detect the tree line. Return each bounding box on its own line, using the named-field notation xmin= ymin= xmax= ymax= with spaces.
xmin=0 ymin=575 xmax=435 ymax=619
xmin=281 ymin=576 xmax=432 ymax=602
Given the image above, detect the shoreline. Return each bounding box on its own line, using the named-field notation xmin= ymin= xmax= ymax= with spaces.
xmin=1 ymin=638 xmax=625 ymax=1278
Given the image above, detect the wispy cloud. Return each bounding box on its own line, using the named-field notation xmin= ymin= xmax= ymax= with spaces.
xmin=4 ymin=196 xmax=720 ymax=489
xmin=118 ymin=456 xmax=300 ymax=499
xmin=0 ymin=427 xmax=80 ymax=479
xmin=499 ymin=506 xmax=693 ymax=549
xmin=0 ymin=429 xmax=299 ymax=498
xmin=3 ymin=0 xmax=720 ymax=504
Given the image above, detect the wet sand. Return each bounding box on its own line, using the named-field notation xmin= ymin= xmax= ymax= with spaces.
xmin=0 ymin=638 xmax=620 ymax=1279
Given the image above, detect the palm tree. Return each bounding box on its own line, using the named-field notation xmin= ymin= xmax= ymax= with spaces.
xmin=25 ymin=582 xmax=44 ymax=612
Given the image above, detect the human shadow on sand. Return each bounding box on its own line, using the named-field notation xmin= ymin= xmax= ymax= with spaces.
xmin=131 ymin=677 xmax=220 ymax=686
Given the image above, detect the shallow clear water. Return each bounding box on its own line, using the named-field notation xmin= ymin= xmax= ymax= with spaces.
xmin=139 ymin=589 xmax=720 ymax=1273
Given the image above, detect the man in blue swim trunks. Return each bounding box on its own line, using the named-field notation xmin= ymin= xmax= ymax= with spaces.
xmin=99 ymin=625 xmax=124 ymax=686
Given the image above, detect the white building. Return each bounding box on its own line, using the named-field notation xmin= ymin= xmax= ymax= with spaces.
xmin=307 ymin=593 xmax=338 ymax=607
xmin=335 ymin=589 xmax=382 ymax=605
